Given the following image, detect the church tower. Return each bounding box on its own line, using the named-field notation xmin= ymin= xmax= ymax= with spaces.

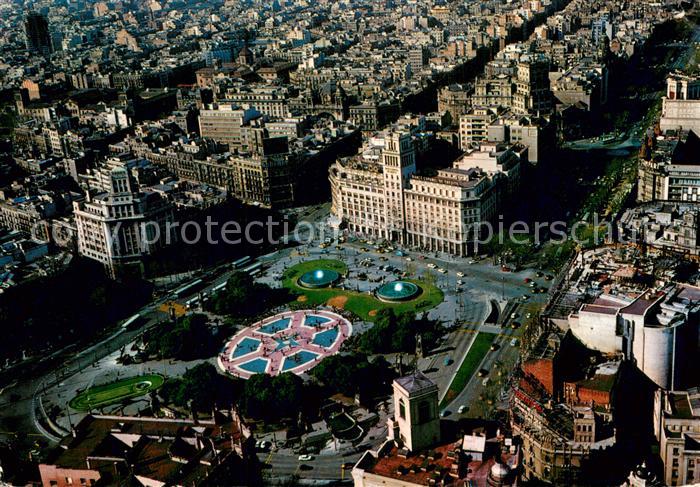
xmin=389 ymin=371 xmax=440 ymax=452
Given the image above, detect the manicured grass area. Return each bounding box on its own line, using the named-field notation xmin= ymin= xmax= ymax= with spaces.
xmin=440 ymin=332 xmax=495 ymax=408
xmin=282 ymin=259 xmax=444 ymax=321
xmin=69 ymin=374 xmax=164 ymax=411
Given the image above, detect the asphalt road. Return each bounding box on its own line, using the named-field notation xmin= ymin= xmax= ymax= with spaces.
xmin=258 ymin=450 xmax=362 ymax=481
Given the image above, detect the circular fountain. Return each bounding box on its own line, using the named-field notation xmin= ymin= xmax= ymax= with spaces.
xmin=298 ymin=268 xmax=340 ymax=289
xmin=376 ymin=281 xmax=420 ymax=302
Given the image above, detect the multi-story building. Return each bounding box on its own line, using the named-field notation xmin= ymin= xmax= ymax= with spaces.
xmin=437 ymin=84 xmax=472 ymax=125
xmin=617 ymin=203 xmax=700 ymax=256
xmin=0 ymin=194 xmax=56 ymax=242
xmin=459 ymin=108 xmax=499 ymax=149
xmin=408 ymin=46 xmax=428 ymax=74
xmin=654 ymin=388 xmax=700 ymax=486
xmin=229 ymin=149 xmax=299 ymax=208
xmin=198 ymin=105 xmax=261 ymax=150
xmin=454 ymin=142 xmax=524 ymax=195
xmin=487 ymin=114 xmax=553 ymax=164
xmin=222 ymin=85 xmax=291 ymax=119
xmin=567 ymin=283 xmax=700 ymax=391
xmin=551 ymin=64 xmax=608 ymax=112
xmin=512 ymin=332 xmax=619 ymax=485
xmin=638 ymin=131 xmax=700 ymax=203
xmin=404 ymin=168 xmax=498 ymax=255
xmin=73 ymin=163 xmax=175 ymax=277
xmin=472 ymin=76 xmax=515 ymax=109
xmin=349 ymin=101 xmax=401 ymax=132
xmin=514 ymin=58 xmax=551 ymax=115
xmin=24 ymin=11 xmax=52 ymax=56
xmin=330 ymin=129 xmax=511 ymax=255
xmin=660 ymin=73 xmax=700 ymax=135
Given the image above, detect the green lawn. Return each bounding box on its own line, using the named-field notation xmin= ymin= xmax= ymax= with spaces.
xmin=440 ymin=332 xmax=496 ymax=408
xmin=69 ymin=374 xmax=164 ymax=411
xmin=282 ymin=259 xmax=444 ymax=321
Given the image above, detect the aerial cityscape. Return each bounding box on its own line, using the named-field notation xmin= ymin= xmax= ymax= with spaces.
xmin=1 ymin=0 xmax=700 ymax=485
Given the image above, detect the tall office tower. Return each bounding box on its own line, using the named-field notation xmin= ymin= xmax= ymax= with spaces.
xmin=24 ymin=11 xmax=53 ymax=55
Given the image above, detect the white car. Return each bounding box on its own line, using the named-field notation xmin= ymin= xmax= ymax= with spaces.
xmin=298 ymin=454 xmax=314 ymax=461
xmin=510 ymin=338 xmax=518 ymax=346
xmin=437 ymin=268 xmax=447 ymax=274
xmin=482 ymin=377 xmax=490 ymax=386
xmin=456 ymin=271 xmax=465 ymax=277
xmin=427 ymin=263 xmax=437 ymax=269
xmin=405 ymin=256 xmax=413 ymax=261
xmin=458 ymin=405 xmax=468 ymax=414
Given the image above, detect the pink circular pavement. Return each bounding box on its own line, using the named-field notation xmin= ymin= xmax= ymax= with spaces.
xmin=217 ymin=310 xmax=353 ymax=379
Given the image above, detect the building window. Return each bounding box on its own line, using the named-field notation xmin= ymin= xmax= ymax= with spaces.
xmin=399 ymin=399 xmax=406 ymax=419
xmin=418 ymin=401 xmax=431 ymax=423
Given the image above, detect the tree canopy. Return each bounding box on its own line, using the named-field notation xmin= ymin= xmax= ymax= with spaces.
xmin=158 ymin=362 xmax=242 ymax=412
xmin=357 ymin=309 xmax=442 ymax=354
xmin=144 ymin=314 xmax=215 ymax=360
xmin=311 ymin=353 xmax=394 ymax=401
xmin=206 ymin=271 xmax=287 ymax=318
xmin=240 ymin=372 xmax=317 ymax=422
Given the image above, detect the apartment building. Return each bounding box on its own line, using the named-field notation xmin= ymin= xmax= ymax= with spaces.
xmin=514 ymin=58 xmax=551 ymax=115
xmin=660 ymin=72 xmax=700 ymax=134
xmin=654 ymin=388 xmax=700 ymax=486
xmin=222 ymin=84 xmax=291 ymax=119
xmin=637 ymin=131 xmax=700 ymax=203
xmin=459 ymin=108 xmax=498 ymax=149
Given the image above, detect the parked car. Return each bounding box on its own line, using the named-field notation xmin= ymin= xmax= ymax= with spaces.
xmin=427 ymin=263 xmax=437 ymax=269
xmin=510 ymin=338 xmax=519 ymax=346
xmin=457 ymin=271 xmax=465 ymax=277
xmin=458 ymin=405 xmax=468 ymax=414
xmin=298 ymin=454 xmax=314 ymax=461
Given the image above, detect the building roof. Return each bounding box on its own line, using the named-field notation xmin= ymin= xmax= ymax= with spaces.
xmin=42 ymin=412 xmax=249 ymax=485
xmin=395 ymin=371 xmax=437 ymax=395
